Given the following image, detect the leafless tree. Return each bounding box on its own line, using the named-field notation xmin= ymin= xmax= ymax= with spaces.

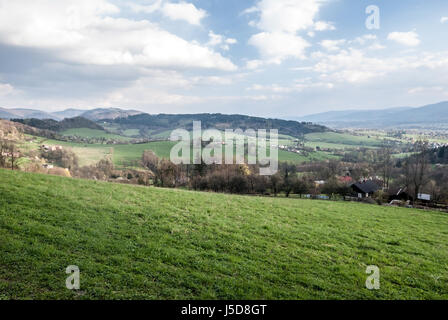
xmin=377 ymin=141 xmax=393 ymax=190
xmin=404 ymin=140 xmax=430 ymax=203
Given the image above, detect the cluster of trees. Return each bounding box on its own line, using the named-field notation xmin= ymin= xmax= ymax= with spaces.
xmin=12 ymin=117 xmax=103 ymax=132
xmin=142 ymin=150 xmax=317 ymax=196
xmin=0 ymin=139 xmax=21 ymax=170
xmin=140 ymin=140 xmax=448 ymax=205
xmin=114 ymin=113 xmax=328 ymax=137
xmin=41 ymin=148 xmax=78 ymax=170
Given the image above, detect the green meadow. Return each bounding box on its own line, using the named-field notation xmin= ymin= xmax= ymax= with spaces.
xmin=1 ymin=169 xmax=447 ymax=299
xmin=61 ymin=128 xmax=131 ymax=141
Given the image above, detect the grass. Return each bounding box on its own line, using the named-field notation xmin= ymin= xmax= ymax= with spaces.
xmin=1 ymin=169 xmax=448 ymax=300
xmin=61 ymin=128 xmax=131 ymax=142
xmin=305 ymin=132 xmax=384 ymax=148
xmin=22 ymin=135 xmax=337 ymax=168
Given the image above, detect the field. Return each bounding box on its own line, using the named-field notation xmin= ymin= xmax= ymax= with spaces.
xmin=23 ymin=134 xmax=337 ymax=168
xmin=1 ymin=169 xmax=447 ymax=299
xmin=61 ymin=128 xmax=131 ymax=142
xmin=304 ymin=132 xmax=385 ymax=149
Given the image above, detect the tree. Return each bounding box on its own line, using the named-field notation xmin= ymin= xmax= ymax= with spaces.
xmin=0 ymin=139 xmax=7 ymax=168
xmin=269 ymin=173 xmax=283 ymax=196
xmin=404 ymin=141 xmax=430 ymax=203
xmin=292 ymin=177 xmax=311 ymax=196
xmin=376 ymin=141 xmax=393 ymax=190
xmin=0 ymin=140 xmax=21 ymax=170
xmin=142 ymin=150 xmax=159 ymax=173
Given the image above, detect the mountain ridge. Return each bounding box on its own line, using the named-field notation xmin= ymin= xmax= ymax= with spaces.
xmin=294 ymin=101 xmax=448 ymax=128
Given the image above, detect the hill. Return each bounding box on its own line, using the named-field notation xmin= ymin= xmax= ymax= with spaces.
xmin=0 ymin=107 xmax=58 ymax=120
xmin=51 ymin=108 xmax=86 ymax=119
xmin=80 ymin=108 xmax=143 ymax=121
xmin=296 ymin=101 xmax=448 ymax=129
xmin=0 ymin=107 xmax=143 ymax=121
xmin=1 ymin=169 xmax=447 ymax=299
xmin=12 ymin=117 xmax=104 ymax=132
xmin=113 ymin=113 xmax=328 ymax=138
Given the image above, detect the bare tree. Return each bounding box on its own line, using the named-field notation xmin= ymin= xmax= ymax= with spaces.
xmin=0 ymin=139 xmax=7 ymax=168
xmin=404 ymin=140 xmax=430 ymax=203
xmin=377 ymin=141 xmax=393 ymax=190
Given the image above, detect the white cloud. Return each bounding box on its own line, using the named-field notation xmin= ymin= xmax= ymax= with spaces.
xmin=207 ymin=31 xmax=237 ymax=51
xmin=311 ymin=48 xmax=448 ymax=84
xmin=127 ymin=1 xmax=163 ymax=14
xmin=245 ymin=59 xmax=265 ymax=70
xmin=248 ymin=81 xmax=333 ymax=93
xmin=245 ymin=0 xmax=330 ymax=64
xmin=0 ymin=83 xmax=15 ymax=96
xmin=247 ymin=0 xmax=327 ymax=33
xmin=408 ymin=86 xmax=446 ymax=95
xmin=441 ymin=17 xmax=448 ymax=24
xmin=127 ymin=1 xmax=206 ymax=26
xmin=387 ymin=31 xmax=420 ymax=47
xmin=161 ymin=1 xmax=207 ymax=25
xmin=320 ymin=39 xmax=346 ymax=52
xmin=314 ymin=21 xmax=335 ymax=31
xmin=249 ymin=32 xmax=310 ymax=64
xmin=0 ymin=0 xmax=235 ymax=71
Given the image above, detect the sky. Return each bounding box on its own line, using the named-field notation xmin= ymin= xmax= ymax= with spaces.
xmin=0 ymin=0 xmax=447 ymax=118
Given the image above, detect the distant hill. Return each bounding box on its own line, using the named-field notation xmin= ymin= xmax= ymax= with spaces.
xmin=51 ymin=108 xmax=86 ymax=119
xmin=12 ymin=117 xmax=104 ymax=132
xmin=113 ymin=113 xmax=328 ymax=137
xmin=0 ymin=107 xmax=59 ymax=120
xmin=79 ymin=108 xmax=143 ymax=121
xmin=0 ymin=107 xmax=143 ymax=121
xmin=296 ymin=101 xmax=448 ymax=129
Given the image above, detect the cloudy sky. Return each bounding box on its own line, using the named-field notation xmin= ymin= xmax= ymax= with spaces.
xmin=0 ymin=0 xmax=447 ymax=117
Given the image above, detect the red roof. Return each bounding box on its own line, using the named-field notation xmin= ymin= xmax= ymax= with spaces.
xmin=339 ymin=176 xmax=353 ymax=183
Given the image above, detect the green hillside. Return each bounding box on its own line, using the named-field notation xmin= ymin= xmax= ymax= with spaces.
xmin=1 ymin=169 xmax=447 ymax=300
xmin=61 ymin=128 xmax=131 ymax=142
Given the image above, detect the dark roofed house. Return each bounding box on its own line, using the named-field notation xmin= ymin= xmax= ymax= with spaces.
xmin=351 ymin=180 xmax=381 ymax=198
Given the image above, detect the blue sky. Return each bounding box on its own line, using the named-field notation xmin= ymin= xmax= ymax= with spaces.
xmin=0 ymin=0 xmax=447 ymax=118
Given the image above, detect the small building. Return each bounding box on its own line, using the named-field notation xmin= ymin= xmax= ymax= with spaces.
xmin=388 ymin=187 xmax=412 ymax=202
xmin=339 ymin=176 xmax=353 ymax=184
xmin=351 ymin=180 xmax=381 ymax=198
xmin=418 ymin=193 xmax=431 ymax=202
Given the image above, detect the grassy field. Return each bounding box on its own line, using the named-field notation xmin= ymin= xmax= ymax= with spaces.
xmin=305 ymin=132 xmax=384 ymax=149
xmin=1 ymin=169 xmax=447 ymax=300
xmin=61 ymin=128 xmax=131 ymax=142
xmin=22 ymin=136 xmax=336 ymax=168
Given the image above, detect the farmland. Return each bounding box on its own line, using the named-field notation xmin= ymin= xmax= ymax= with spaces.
xmin=1 ymin=169 xmax=447 ymax=299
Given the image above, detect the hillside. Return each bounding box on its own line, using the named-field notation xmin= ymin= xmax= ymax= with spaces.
xmin=113 ymin=113 xmax=328 ymax=138
xmin=1 ymin=169 xmax=447 ymax=299
xmin=12 ymin=117 xmax=104 ymax=132
xmin=0 ymin=107 xmax=58 ymax=120
xmin=297 ymin=101 xmax=448 ymax=129
xmin=0 ymin=107 xmax=143 ymax=121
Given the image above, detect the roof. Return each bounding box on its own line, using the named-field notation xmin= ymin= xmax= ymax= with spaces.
xmin=351 ymin=180 xmax=381 ymax=194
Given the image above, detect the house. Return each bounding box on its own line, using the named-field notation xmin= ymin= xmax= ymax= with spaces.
xmin=314 ymin=180 xmax=326 ymax=187
xmin=338 ymin=175 xmax=353 ymax=184
xmin=351 ymin=180 xmax=381 ymax=198
xmin=388 ymin=187 xmax=412 ymax=202
xmin=41 ymin=145 xmax=63 ymax=152
xmin=388 ymin=188 xmax=431 ymax=203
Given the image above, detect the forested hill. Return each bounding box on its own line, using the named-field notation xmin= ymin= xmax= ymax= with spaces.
xmin=113 ymin=113 xmax=328 ymax=136
xmin=12 ymin=117 xmax=104 ymax=132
